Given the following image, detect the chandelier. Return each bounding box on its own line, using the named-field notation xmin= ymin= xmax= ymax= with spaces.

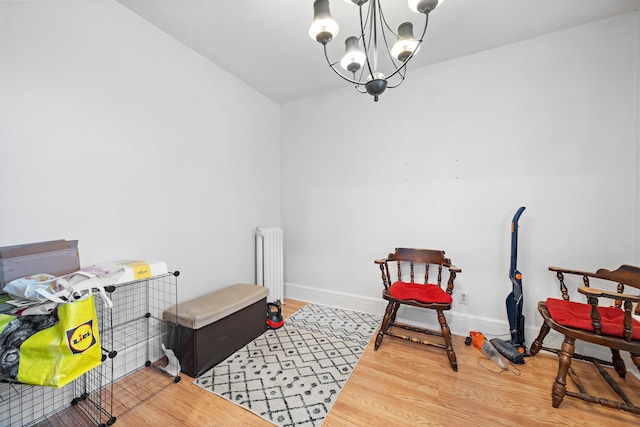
xmin=309 ymin=0 xmax=444 ymax=101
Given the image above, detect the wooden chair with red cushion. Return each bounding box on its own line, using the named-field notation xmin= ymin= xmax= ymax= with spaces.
xmin=374 ymin=248 xmax=462 ymax=371
xmin=530 ymin=265 xmax=640 ymax=414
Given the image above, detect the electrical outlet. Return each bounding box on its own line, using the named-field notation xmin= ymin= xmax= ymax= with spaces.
xmin=460 ymin=291 xmax=468 ymax=305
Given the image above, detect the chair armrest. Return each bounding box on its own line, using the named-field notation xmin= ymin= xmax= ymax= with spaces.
xmin=549 ymin=266 xmax=601 ymax=280
xmin=375 ymin=258 xmax=391 ymax=290
xmin=578 ymin=286 xmax=640 ymax=304
xmin=444 ymin=264 xmax=461 ymax=295
xmin=447 ymin=264 xmax=461 ymax=273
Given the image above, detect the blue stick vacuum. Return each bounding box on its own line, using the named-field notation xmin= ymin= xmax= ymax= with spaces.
xmin=491 ymin=206 xmax=528 ymax=364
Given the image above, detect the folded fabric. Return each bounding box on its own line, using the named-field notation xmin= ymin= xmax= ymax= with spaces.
xmin=37 ymin=269 xmax=123 ymax=308
xmin=4 ymin=266 xmax=124 ymax=307
xmin=3 ymin=274 xmax=61 ymax=301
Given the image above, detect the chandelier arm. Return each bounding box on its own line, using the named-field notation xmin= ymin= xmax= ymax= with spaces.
xmin=377 ymin=0 xmax=398 ymax=36
xmin=323 ymin=43 xmax=365 ymax=86
xmin=378 ymin=6 xmax=399 ymax=68
xmin=362 ymin=0 xmax=371 ymax=34
xmin=386 ymin=65 xmax=406 ymax=89
xmin=359 ymin=2 xmax=376 ymax=79
xmin=326 ymin=49 xmax=342 ymax=68
xmin=383 ymin=13 xmax=429 ymax=82
xmin=371 ymin=0 xmax=379 ymax=72
xmin=418 ymin=12 xmax=430 ymax=42
xmin=356 ymin=55 xmax=366 ymax=82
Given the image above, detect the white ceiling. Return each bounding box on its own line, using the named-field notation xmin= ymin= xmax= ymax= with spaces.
xmin=116 ymin=0 xmax=640 ymax=104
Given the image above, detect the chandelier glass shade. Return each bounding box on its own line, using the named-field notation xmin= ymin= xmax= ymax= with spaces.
xmin=309 ymin=0 xmax=444 ymax=101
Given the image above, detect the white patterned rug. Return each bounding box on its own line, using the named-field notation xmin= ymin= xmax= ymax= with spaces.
xmin=194 ymin=304 xmax=381 ymax=426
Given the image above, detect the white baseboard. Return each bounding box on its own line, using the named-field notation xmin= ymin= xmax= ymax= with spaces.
xmin=284 ymin=281 xmax=540 ymax=340
xmin=284 ymin=282 xmax=386 ymax=316
xmin=284 ymin=281 xmax=639 ymax=379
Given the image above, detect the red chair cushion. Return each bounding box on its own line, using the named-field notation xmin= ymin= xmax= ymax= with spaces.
xmin=546 ymin=298 xmax=640 ymax=340
xmin=389 ymin=281 xmax=452 ymax=304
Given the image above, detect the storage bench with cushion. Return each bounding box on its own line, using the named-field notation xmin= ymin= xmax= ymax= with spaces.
xmin=163 ymin=283 xmax=268 ymax=377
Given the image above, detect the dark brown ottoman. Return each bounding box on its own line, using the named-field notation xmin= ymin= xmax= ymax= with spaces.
xmin=164 ymin=283 xmax=269 ymax=378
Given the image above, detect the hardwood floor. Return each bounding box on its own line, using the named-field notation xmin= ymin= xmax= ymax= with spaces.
xmin=106 ymin=299 xmax=640 ymax=426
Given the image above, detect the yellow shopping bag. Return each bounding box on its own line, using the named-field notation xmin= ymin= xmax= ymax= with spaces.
xmin=0 ymin=295 xmax=102 ymax=388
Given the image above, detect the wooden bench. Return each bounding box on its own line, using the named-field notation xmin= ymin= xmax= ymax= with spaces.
xmin=164 ymin=283 xmax=269 ymax=377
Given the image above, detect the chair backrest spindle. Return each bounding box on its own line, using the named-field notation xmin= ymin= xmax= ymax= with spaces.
xmin=382 ymin=248 xmax=460 ymax=288
xmin=410 ymin=261 xmax=415 ymax=283
xmin=623 ymin=300 xmax=633 ymax=341
xmin=616 ymin=283 xmax=624 ymax=309
xmin=557 ymin=272 xmax=569 ymax=300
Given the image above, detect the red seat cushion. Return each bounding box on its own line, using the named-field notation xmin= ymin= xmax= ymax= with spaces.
xmin=546 ymin=298 xmax=640 ymax=340
xmin=389 ymin=281 xmax=452 ymax=304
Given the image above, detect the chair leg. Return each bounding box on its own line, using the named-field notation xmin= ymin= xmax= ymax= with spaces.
xmin=389 ymin=301 xmax=400 ymax=325
xmin=551 ymin=335 xmax=575 ymax=408
xmin=611 ymin=349 xmax=627 ymax=378
xmin=375 ymin=301 xmax=397 ymax=351
xmin=530 ymin=323 xmax=551 ymax=356
xmin=631 ymin=353 xmax=640 ymax=373
xmin=437 ymin=309 xmax=458 ymax=372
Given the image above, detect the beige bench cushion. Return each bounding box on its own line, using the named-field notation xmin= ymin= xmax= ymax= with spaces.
xmin=165 ymin=283 xmax=269 ymax=329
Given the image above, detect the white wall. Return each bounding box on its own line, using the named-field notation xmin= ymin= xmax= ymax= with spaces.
xmin=0 ymin=1 xmax=638 ymax=346
xmin=281 ymin=13 xmax=639 ymax=342
xmin=0 ymin=1 xmax=281 ymax=303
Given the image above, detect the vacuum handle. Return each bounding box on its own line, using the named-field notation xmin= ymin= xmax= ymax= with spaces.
xmin=510 ymin=206 xmax=525 ymax=297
